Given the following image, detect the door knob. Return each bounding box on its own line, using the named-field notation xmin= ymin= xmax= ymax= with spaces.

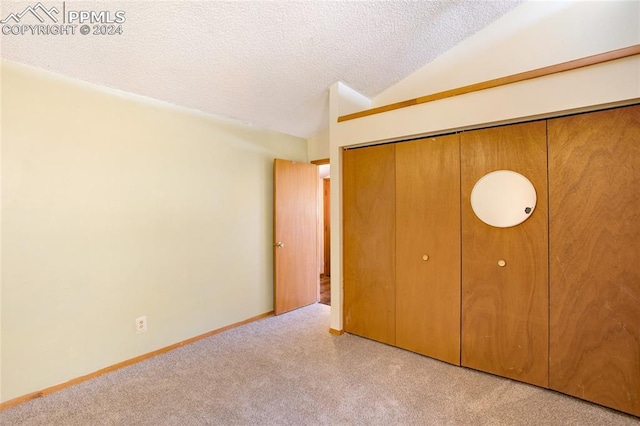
xmin=497 ymin=259 xmax=506 ymax=267
xmin=274 ymin=242 xmax=284 ymax=248
xmin=422 ymin=254 xmax=429 ymax=261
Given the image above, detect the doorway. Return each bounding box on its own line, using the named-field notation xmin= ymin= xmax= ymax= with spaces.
xmin=314 ymin=161 xmax=331 ymax=306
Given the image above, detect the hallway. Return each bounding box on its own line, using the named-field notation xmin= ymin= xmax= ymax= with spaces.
xmin=320 ymin=276 xmax=330 ymax=306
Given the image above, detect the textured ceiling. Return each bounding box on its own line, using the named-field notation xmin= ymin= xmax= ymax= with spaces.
xmin=1 ymin=1 xmax=523 ymax=138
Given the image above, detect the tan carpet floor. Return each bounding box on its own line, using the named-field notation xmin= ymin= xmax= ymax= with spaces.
xmin=1 ymin=303 xmax=638 ymax=425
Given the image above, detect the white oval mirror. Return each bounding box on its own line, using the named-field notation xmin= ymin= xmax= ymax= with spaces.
xmin=470 ymin=170 xmax=536 ymax=228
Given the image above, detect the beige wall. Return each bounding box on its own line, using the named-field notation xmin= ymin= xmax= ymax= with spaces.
xmin=0 ymin=61 xmax=307 ymax=402
xmin=306 ymin=127 xmax=330 ymax=162
xmin=328 ymin=0 xmax=640 ymax=331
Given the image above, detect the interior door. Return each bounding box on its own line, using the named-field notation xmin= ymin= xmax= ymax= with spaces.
xmin=548 ymin=105 xmax=640 ymax=416
xmin=343 ymin=144 xmax=396 ymax=345
xmin=396 ymin=134 xmax=461 ymax=364
xmin=460 ymin=121 xmax=549 ymax=387
xmin=273 ymin=159 xmax=318 ymax=315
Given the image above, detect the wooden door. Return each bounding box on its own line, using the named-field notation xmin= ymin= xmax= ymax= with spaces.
xmin=548 ymin=105 xmax=640 ymax=416
xmin=273 ymin=159 xmax=318 ymax=315
xmin=343 ymin=144 xmax=396 ymax=345
xmin=396 ymin=134 xmax=461 ymax=365
xmin=460 ymin=121 xmax=548 ymax=387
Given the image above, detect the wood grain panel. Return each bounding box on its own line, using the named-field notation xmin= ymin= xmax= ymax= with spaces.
xmin=273 ymin=159 xmax=318 ymax=315
xmin=343 ymin=144 xmax=396 ymax=345
xmin=548 ymin=104 xmax=640 ymax=416
xmin=460 ymin=121 xmax=549 ymax=387
xmin=396 ymin=134 xmax=461 ymax=365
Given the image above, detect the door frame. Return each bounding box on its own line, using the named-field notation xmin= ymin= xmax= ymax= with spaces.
xmin=312 ymin=159 xmax=330 ymax=304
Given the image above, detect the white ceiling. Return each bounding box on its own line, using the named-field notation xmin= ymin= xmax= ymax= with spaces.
xmin=1 ymin=1 xmax=523 ymax=138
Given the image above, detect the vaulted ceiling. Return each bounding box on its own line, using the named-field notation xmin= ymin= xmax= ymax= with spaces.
xmin=1 ymin=1 xmax=523 ymax=138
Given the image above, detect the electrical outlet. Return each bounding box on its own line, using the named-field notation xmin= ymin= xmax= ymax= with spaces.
xmin=136 ymin=316 xmax=147 ymax=333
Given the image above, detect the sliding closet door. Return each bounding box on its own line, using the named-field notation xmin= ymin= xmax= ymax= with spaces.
xmin=396 ymin=135 xmax=461 ymax=364
xmin=460 ymin=121 xmax=548 ymax=387
xmin=548 ymin=105 xmax=640 ymax=416
xmin=343 ymin=144 xmax=396 ymax=345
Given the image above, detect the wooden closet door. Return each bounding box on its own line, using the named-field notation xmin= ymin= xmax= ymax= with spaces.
xmin=460 ymin=121 xmax=548 ymax=387
xmin=548 ymin=105 xmax=640 ymax=416
xmin=343 ymin=144 xmax=396 ymax=345
xmin=396 ymin=134 xmax=461 ymax=365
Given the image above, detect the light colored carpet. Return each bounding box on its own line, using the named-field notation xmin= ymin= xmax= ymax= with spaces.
xmin=1 ymin=303 xmax=638 ymax=425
